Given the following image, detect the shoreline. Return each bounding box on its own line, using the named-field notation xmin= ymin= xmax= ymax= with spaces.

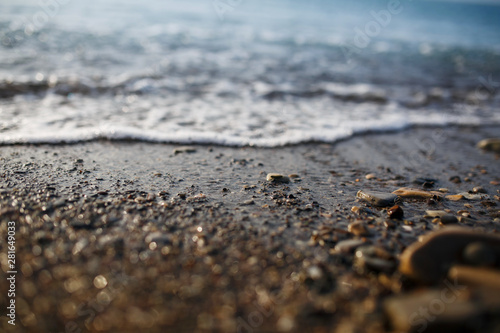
xmin=1 ymin=125 xmax=500 ymax=332
xmin=2 ymin=123 xmax=500 ymax=148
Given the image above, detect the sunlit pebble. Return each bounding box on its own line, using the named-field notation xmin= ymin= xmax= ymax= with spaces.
xmin=94 ymin=275 xmax=108 ymax=289
xmin=192 ymin=235 xmax=199 ymax=242
xmin=197 ymin=226 xmax=203 ymax=232
xmin=35 ymin=73 xmax=44 ymax=81
xmin=149 ymin=241 xmax=158 ymax=251
xmin=32 ymin=245 xmax=42 ymax=256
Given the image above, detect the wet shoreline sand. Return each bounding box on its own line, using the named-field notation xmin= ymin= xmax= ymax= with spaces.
xmin=1 ymin=125 xmax=500 ymax=332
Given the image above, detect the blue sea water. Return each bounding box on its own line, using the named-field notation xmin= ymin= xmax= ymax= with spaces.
xmin=0 ymin=0 xmax=499 ymax=146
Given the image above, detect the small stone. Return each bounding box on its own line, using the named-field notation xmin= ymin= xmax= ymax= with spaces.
xmin=472 ymin=186 xmax=487 ymax=194
xmin=356 ymin=190 xmax=398 ymax=207
xmin=288 ymin=174 xmax=300 ymax=179
xmin=446 ymin=194 xmax=464 ymax=201
xmin=477 ymin=138 xmax=500 ymax=153
xmin=449 ymin=175 xmax=462 ymax=183
xmin=458 ymin=192 xmax=487 ymax=200
xmin=424 ymin=210 xmax=448 ymax=218
xmin=348 ymin=221 xmax=369 ymax=236
xmin=440 ymin=214 xmax=458 ymax=225
xmin=463 ymin=242 xmax=496 ymax=267
xmin=241 ymin=199 xmax=254 ymax=206
xmin=392 ymin=187 xmax=440 ymax=199
xmin=334 ymin=239 xmax=367 ymax=253
xmin=491 ymin=180 xmax=500 ymax=186
xmin=449 ymin=265 xmax=500 ymax=291
xmin=399 ymin=226 xmax=500 ymax=284
xmin=173 ymin=146 xmax=197 ymax=154
xmin=387 ymin=205 xmax=404 ymax=219
xmin=266 ymin=173 xmax=290 ymax=184
xmin=439 ymin=188 xmax=449 ymax=193
xmin=384 ymin=289 xmax=482 ymax=333
xmin=412 ymin=177 xmax=437 ymax=186
xmin=93 ymin=275 xmax=108 ymax=289
xmin=365 ymin=173 xmax=377 ymax=180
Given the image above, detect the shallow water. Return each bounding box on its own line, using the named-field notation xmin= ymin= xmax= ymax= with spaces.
xmin=0 ymin=0 xmax=499 ymax=146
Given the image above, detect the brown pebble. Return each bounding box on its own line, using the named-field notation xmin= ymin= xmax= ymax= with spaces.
xmin=449 ymin=265 xmax=500 ymax=291
xmin=473 ymin=186 xmax=487 ymax=194
xmin=449 ymin=176 xmax=462 ymax=183
xmin=399 ymin=226 xmax=500 ymax=284
xmin=384 ymin=289 xmax=481 ymax=333
xmin=392 ymin=187 xmax=440 ymax=199
xmin=446 ymin=194 xmax=464 ymax=201
xmin=365 ymin=173 xmax=376 ymax=180
xmin=387 ymin=205 xmax=404 ymax=220
xmin=348 ymin=221 xmax=369 ymax=236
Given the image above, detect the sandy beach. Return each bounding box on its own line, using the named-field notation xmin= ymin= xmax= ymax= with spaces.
xmin=1 ymin=125 xmax=500 ymax=332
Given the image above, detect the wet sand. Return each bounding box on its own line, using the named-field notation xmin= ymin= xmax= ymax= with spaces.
xmin=1 ymin=126 xmax=500 ymax=332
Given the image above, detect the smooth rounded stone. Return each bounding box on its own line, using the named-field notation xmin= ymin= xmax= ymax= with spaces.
xmin=477 ymin=138 xmax=500 ymax=153
xmin=355 ymin=255 xmax=395 ymax=274
xmin=463 ymin=242 xmax=496 ymax=267
xmin=356 ymin=245 xmax=393 ymax=260
xmin=348 ymin=221 xmax=369 ymax=236
xmin=392 ymin=187 xmax=441 ymax=199
xmin=387 ymin=205 xmax=404 ymax=220
xmin=356 ymin=190 xmax=398 ymax=207
xmin=449 ymin=175 xmax=462 ymax=184
xmin=384 ymin=289 xmax=482 ymax=333
xmin=424 ymin=210 xmax=448 ymax=218
xmin=449 ymin=265 xmax=500 ymax=291
xmin=266 ymin=173 xmax=290 ymax=183
xmin=365 ymin=173 xmax=377 ymax=180
xmin=439 ymin=188 xmax=449 ymax=193
xmin=334 ymin=239 xmax=367 ymax=253
xmin=399 ymin=226 xmax=500 ymax=284
xmin=440 ymin=215 xmax=459 ymax=225
xmin=446 ymin=194 xmax=464 ymax=201
xmin=473 ymin=186 xmax=487 ymax=194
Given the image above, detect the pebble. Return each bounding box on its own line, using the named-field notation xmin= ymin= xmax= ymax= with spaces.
xmin=458 ymin=192 xmax=487 ymax=200
xmin=477 ymin=138 xmax=500 ymax=153
xmin=334 ymin=239 xmax=367 ymax=253
xmin=399 ymin=226 xmax=500 ymax=284
xmin=173 ymin=146 xmax=197 ymax=154
xmin=384 ymin=289 xmax=481 ymax=333
xmin=440 ymin=214 xmax=459 ymax=225
xmin=472 ymin=186 xmax=487 ymax=194
xmin=348 ymin=221 xmax=369 ymax=236
xmin=449 ymin=265 xmax=500 ymax=291
xmin=424 ymin=210 xmax=448 ymax=218
xmin=365 ymin=173 xmax=377 ymax=180
xmin=266 ymin=173 xmax=290 ymax=183
xmin=449 ymin=175 xmax=462 ymax=183
xmin=392 ymin=187 xmax=439 ymax=199
xmin=387 ymin=205 xmax=404 ymax=219
xmin=356 ymin=190 xmax=398 ymax=207
xmin=355 ymin=245 xmax=395 ymax=273
xmin=438 ymin=188 xmax=449 ymax=193
xmin=462 ymin=242 xmax=496 ymax=267
xmin=446 ymin=194 xmax=464 ymax=201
